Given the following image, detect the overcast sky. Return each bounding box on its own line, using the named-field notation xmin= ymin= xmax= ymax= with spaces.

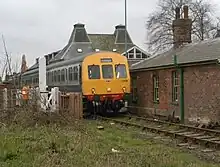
xmin=0 ymin=0 xmax=219 ymax=70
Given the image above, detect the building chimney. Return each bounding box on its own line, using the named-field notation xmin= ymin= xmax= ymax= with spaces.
xmin=175 ymin=7 xmax=180 ymax=19
xmin=36 ymin=58 xmax=39 ymax=64
xmin=215 ymin=29 xmax=220 ymax=38
xmin=183 ymin=5 xmax=188 ymax=19
xmin=172 ymin=5 xmax=192 ymax=49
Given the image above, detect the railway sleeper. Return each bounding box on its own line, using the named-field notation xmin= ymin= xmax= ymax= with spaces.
xmin=184 ymin=133 xmax=205 ymax=137
xmin=126 ymin=115 xmax=220 ymax=136
xmin=99 ymin=117 xmax=220 ymax=150
xmin=174 ymin=133 xmax=220 ymax=149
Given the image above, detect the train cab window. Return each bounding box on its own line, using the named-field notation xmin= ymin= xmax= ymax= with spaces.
xmin=73 ymin=66 xmax=78 ymax=80
xmin=102 ymin=65 xmax=113 ymax=79
xmin=88 ymin=65 xmax=100 ymax=79
xmin=115 ymin=64 xmax=127 ymax=78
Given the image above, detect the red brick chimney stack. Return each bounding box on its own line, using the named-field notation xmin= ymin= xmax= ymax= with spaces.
xmin=172 ymin=5 xmax=192 ymax=49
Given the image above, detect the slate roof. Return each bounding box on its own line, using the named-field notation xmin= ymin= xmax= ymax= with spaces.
xmin=88 ymin=34 xmax=134 ymax=53
xmin=50 ymin=23 xmax=93 ymax=63
xmin=27 ymin=23 xmax=150 ymax=71
xmin=131 ymin=38 xmax=220 ymax=71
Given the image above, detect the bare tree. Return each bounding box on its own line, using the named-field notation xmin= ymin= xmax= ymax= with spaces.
xmin=0 ymin=52 xmax=7 ymax=80
xmin=146 ymin=0 xmax=218 ymax=54
xmin=1 ymin=35 xmax=22 ymax=87
xmin=2 ymin=35 xmax=13 ymax=76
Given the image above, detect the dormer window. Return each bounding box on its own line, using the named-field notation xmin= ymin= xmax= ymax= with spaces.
xmin=123 ymin=46 xmax=150 ymax=59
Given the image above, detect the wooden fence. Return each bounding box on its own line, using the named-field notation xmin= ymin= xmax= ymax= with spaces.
xmin=59 ymin=93 xmax=83 ymax=119
xmin=0 ymin=86 xmax=83 ymax=120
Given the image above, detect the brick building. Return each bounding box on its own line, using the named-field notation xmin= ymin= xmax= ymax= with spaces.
xmin=130 ymin=6 xmax=220 ymax=125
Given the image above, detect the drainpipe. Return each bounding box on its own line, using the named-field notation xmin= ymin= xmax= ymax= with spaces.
xmin=173 ymin=55 xmax=184 ymax=123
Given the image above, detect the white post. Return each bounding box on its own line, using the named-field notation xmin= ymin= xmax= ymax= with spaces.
xmin=35 ymin=87 xmax=40 ymax=108
xmin=3 ymin=88 xmax=7 ymax=110
xmin=39 ymin=56 xmax=48 ymax=110
xmin=51 ymin=87 xmax=59 ymax=112
xmin=16 ymin=89 xmax=21 ymax=106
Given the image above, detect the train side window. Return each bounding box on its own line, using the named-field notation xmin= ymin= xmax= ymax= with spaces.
xmin=51 ymin=71 xmax=53 ymax=82
xmin=79 ymin=65 xmax=82 ymax=82
xmin=69 ymin=67 xmax=73 ymax=81
xmin=115 ymin=64 xmax=127 ymax=79
xmin=65 ymin=68 xmax=68 ymax=81
xmin=102 ymin=65 xmax=113 ymax=79
xmin=58 ymin=70 xmax=61 ymax=82
xmin=74 ymin=66 xmax=78 ymax=80
xmin=54 ymin=71 xmax=57 ymax=82
xmin=61 ymin=69 xmax=65 ymax=82
xmin=49 ymin=72 xmax=51 ymax=84
xmin=46 ymin=72 xmax=48 ymax=84
xmin=88 ymin=65 xmax=100 ymax=79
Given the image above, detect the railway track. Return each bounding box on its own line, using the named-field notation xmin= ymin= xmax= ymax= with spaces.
xmin=97 ymin=115 xmax=220 ymax=150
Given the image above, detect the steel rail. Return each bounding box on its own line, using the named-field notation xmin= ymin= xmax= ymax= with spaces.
xmin=122 ymin=114 xmax=220 ymax=135
xmin=97 ymin=116 xmax=220 ymax=150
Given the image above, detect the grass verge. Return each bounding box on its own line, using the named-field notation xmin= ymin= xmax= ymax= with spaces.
xmin=0 ymin=110 xmax=219 ymax=167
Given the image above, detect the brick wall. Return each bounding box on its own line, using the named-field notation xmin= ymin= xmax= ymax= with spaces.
xmin=131 ymin=63 xmax=220 ymax=124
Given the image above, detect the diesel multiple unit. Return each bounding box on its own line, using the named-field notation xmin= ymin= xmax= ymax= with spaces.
xmin=20 ymin=23 xmax=131 ymax=116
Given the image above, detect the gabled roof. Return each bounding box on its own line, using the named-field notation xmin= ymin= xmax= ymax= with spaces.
xmin=121 ymin=45 xmax=151 ymax=57
xmin=131 ymin=38 xmax=220 ymax=71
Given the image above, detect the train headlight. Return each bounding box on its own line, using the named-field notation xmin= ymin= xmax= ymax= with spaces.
xmin=107 ymin=88 xmax=111 ymax=92
xmin=122 ymin=87 xmax=126 ymax=92
xmin=91 ymin=88 xmax=96 ymax=94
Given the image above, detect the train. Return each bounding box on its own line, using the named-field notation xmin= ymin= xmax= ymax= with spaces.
xmin=21 ymin=51 xmax=131 ymax=116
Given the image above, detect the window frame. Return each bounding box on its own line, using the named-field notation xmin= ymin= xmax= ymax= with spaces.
xmin=61 ymin=69 xmax=65 ymax=82
xmin=54 ymin=70 xmax=57 ymax=82
xmin=73 ymin=66 xmax=78 ymax=80
xmin=65 ymin=68 xmax=68 ymax=82
xmin=57 ymin=70 xmax=61 ymax=82
xmin=172 ymin=70 xmax=178 ymax=102
xmin=88 ymin=65 xmax=100 ymax=79
xmin=115 ymin=64 xmax=127 ymax=79
xmin=101 ymin=64 xmax=114 ymax=79
xmin=153 ymin=75 xmax=159 ymax=103
xmin=69 ymin=67 xmax=73 ymax=81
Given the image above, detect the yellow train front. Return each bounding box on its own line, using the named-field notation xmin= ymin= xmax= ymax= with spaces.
xmin=82 ymin=52 xmax=131 ymax=116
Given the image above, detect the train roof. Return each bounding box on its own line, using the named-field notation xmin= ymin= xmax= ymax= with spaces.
xmin=22 ymin=51 xmax=123 ymax=76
